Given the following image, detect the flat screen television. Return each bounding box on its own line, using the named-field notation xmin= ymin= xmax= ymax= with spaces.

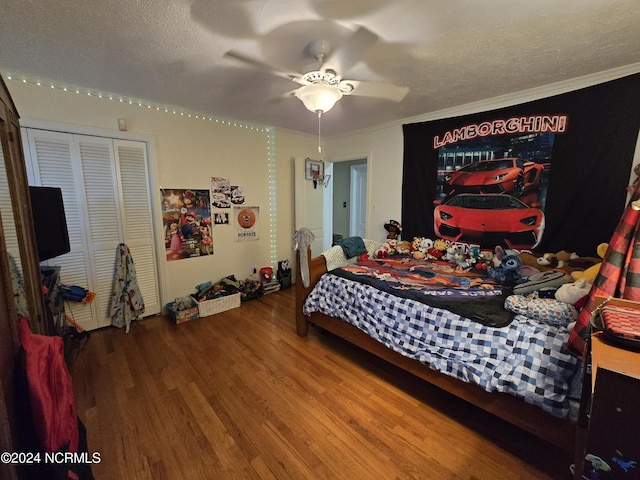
xmin=29 ymin=186 xmax=71 ymax=262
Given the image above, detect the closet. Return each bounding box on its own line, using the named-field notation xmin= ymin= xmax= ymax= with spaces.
xmin=22 ymin=128 xmax=161 ymax=331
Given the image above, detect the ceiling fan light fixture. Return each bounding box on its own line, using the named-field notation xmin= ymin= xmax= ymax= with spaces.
xmin=294 ymin=83 xmax=343 ymax=114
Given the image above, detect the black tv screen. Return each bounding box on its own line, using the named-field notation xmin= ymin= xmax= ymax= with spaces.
xmin=29 ymin=186 xmax=71 ymax=262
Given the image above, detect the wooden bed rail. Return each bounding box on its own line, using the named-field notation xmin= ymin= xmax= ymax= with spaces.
xmin=295 ymin=247 xmax=328 ymax=336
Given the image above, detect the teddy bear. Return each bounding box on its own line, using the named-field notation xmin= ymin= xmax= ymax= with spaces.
xmin=429 ymin=238 xmax=448 ymax=260
xmin=571 ymin=243 xmax=608 ymax=283
xmin=411 ymin=237 xmax=432 ymax=259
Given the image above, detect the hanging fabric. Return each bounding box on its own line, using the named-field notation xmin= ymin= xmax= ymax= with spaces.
xmin=110 ymin=243 xmax=145 ymax=333
xmin=566 ymin=179 xmax=640 ymax=358
xmin=292 ymin=228 xmax=315 ymax=288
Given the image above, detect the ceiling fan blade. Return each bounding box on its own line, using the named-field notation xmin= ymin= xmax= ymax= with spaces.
xmin=267 ymin=89 xmax=299 ymax=103
xmin=342 ymin=80 xmax=409 ymax=102
xmin=224 ymin=50 xmax=307 ymax=85
xmin=321 ymin=26 xmax=378 ymax=77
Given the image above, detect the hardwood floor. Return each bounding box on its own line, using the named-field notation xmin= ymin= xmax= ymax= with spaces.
xmin=68 ymin=288 xmax=572 ymax=480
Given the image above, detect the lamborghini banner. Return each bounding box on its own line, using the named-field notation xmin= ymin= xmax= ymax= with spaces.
xmin=402 ymin=73 xmax=640 ymax=256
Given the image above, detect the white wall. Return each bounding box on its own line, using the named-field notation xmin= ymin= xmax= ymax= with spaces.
xmin=7 ymin=80 xmax=318 ymax=304
xmin=8 ymin=65 xmax=640 ymax=305
xmin=325 ymin=126 xmax=404 ymax=242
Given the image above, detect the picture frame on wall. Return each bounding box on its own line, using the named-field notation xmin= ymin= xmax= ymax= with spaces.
xmin=305 ymin=158 xmax=324 ymax=180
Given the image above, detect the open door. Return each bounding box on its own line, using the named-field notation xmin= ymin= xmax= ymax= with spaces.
xmin=350 ymin=163 xmax=367 ymax=237
xmin=294 ymin=157 xmax=330 ymax=257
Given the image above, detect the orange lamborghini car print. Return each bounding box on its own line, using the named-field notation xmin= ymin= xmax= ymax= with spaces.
xmin=443 ymin=158 xmax=544 ymax=196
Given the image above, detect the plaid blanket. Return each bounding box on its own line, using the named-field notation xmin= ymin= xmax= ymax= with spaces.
xmin=304 ymin=273 xmax=578 ymax=418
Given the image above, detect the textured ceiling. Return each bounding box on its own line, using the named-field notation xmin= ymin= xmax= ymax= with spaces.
xmin=0 ymin=0 xmax=639 ymax=136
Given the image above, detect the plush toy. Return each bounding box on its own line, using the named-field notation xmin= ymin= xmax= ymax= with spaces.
xmin=395 ymin=240 xmax=412 ymax=255
xmin=446 ymin=244 xmax=473 ymax=270
xmin=475 ymin=249 xmax=495 ymax=271
xmin=376 ymin=239 xmax=398 ymax=258
xmin=572 ymin=243 xmax=608 ymax=283
xmin=411 ymin=237 xmax=433 ymax=259
xmin=492 ymin=245 xmax=520 ymax=268
xmin=492 ymin=245 xmax=538 ymax=279
xmin=555 ymin=279 xmax=592 ymax=306
xmin=521 ymin=249 xmax=598 ymax=276
xmin=430 ymin=238 xmax=448 ymax=259
xmin=537 ymin=252 xmax=564 ymax=269
xmin=488 ymin=252 xmax=523 ymax=285
xmin=384 ymin=220 xmax=402 ymax=240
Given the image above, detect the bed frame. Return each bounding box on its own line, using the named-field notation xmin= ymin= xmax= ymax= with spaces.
xmin=295 ymin=247 xmax=577 ymax=455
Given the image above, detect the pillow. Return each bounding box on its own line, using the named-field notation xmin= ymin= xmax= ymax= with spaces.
xmin=335 ymin=236 xmax=367 ymax=259
xmin=513 ymin=271 xmax=571 ymax=295
xmin=323 ymin=238 xmax=383 ymax=271
xmin=505 ymin=294 xmax=578 ymax=327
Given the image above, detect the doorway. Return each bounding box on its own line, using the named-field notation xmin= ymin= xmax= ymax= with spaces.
xmin=331 ymin=158 xmax=367 ymax=243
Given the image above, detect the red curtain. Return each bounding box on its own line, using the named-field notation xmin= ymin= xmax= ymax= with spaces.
xmin=566 ymin=180 xmax=640 ymax=358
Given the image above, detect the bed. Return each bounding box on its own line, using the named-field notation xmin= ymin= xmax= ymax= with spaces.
xmin=295 ymin=241 xmax=581 ymax=455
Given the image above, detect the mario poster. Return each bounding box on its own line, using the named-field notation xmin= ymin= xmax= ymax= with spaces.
xmin=161 ymin=188 xmax=213 ymax=261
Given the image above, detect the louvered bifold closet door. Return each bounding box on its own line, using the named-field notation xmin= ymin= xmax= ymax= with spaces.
xmin=77 ymin=136 xmax=124 ymax=329
xmin=24 ymin=130 xmax=161 ymax=331
xmin=24 ymin=130 xmax=97 ymax=330
xmin=113 ymin=140 xmax=160 ymax=319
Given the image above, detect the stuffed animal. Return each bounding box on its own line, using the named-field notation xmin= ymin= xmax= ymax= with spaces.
xmin=475 ymin=249 xmax=495 ymax=271
xmin=537 ymin=252 xmax=564 ymax=269
xmin=488 ymin=253 xmax=523 ymax=285
xmin=375 ymin=239 xmax=398 ymax=258
xmin=555 ymin=279 xmax=592 ymax=306
xmin=521 ymin=249 xmax=598 ymax=275
xmin=493 ymin=246 xmax=538 ymax=279
xmin=430 ymin=238 xmax=448 ymax=259
xmin=572 ymin=243 xmax=608 ymax=283
xmin=411 ymin=237 xmax=433 ymax=259
xmin=395 ymin=240 xmax=412 ymax=255
xmin=492 ymin=245 xmax=519 ymax=268
xmin=445 ymin=244 xmax=471 ymax=269
xmin=384 ymin=220 xmax=402 ymax=240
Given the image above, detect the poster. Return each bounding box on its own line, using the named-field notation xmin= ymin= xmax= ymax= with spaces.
xmin=234 ymin=206 xmax=259 ymax=242
xmin=211 ymin=177 xmax=231 ymax=208
xmin=230 ymin=185 xmax=245 ymax=205
xmin=402 ymin=73 xmax=640 ymax=255
xmin=161 ymin=188 xmax=213 ymax=261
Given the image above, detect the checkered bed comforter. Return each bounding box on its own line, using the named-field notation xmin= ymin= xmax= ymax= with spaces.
xmin=303 ymin=273 xmax=579 ymax=418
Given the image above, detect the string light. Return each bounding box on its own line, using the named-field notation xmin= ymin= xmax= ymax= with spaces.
xmin=5 ymin=72 xmax=279 ymax=266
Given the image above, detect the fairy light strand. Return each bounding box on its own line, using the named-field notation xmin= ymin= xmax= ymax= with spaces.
xmin=6 ymin=73 xmax=278 ymax=267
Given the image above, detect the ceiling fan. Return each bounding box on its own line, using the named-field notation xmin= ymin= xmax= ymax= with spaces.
xmin=224 ymin=26 xmax=409 ymax=116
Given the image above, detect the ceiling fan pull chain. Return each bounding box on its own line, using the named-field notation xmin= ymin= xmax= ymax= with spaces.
xmin=317 ymin=110 xmax=322 ymax=153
